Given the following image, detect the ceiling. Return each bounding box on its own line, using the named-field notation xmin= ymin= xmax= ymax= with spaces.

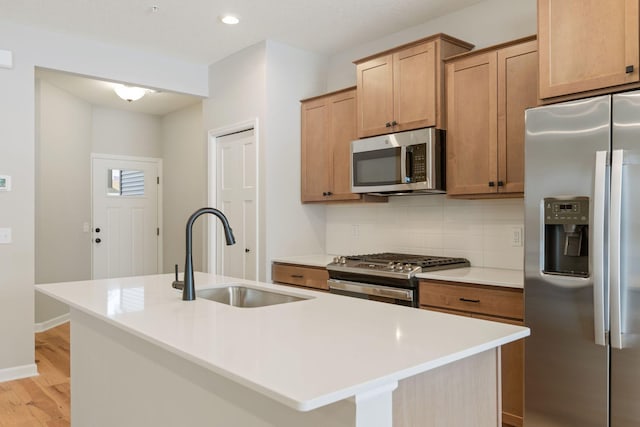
xmin=9 ymin=0 xmax=485 ymax=115
xmin=35 ymin=68 xmax=202 ymax=116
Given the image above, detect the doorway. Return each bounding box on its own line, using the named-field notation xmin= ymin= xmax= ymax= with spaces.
xmin=91 ymin=154 xmax=162 ymax=279
xmin=209 ymin=125 xmax=258 ymax=280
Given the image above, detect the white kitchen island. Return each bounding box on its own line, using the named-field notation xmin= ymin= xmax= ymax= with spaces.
xmin=36 ymin=273 xmax=529 ymax=427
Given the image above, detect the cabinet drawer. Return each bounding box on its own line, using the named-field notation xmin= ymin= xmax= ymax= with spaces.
xmin=272 ymin=263 xmax=329 ymax=291
xmin=419 ymin=280 xmax=523 ymax=320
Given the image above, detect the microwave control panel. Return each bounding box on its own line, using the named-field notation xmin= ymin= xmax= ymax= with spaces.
xmin=406 ymin=144 xmax=426 ymax=182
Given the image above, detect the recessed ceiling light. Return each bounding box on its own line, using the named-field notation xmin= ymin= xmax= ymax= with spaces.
xmin=220 ymin=15 xmax=240 ymax=25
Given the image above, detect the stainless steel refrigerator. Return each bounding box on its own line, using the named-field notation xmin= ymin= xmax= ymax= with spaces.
xmin=525 ymin=91 xmax=640 ymax=426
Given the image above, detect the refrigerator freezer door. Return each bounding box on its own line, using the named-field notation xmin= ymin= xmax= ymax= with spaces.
xmin=610 ymin=92 xmax=640 ymax=426
xmin=524 ymin=95 xmax=610 ymax=426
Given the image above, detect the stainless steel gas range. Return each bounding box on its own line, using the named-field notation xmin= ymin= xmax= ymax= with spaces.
xmin=326 ymin=253 xmax=470 ymax=307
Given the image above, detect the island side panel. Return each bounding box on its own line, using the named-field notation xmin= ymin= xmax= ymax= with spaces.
xmin=70 ymin=309 xmax=357 ymax=427
xmin=393 ymin=348 xmax=500 ymax=427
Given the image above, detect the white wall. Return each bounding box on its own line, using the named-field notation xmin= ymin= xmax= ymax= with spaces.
xmin=326 ymin=0 xmax=537 ymax=90
xmin=263 ymin=40 xmax=329 ymax=279
xmin=92 ymin=107 xmax=162 ymax=158
xmin=203 ymin=41 xmax=329 ymax=281
xmin=204 ymin=43 xmax=267 ymax=279
xmin=35 ymin=79 xmax=93 ymax=323
xmin=0 ymin=19 xmax=207 ymax=379
xmin=161 ymin=103 xmax=205 ymax=274
xmin=327 ymin=196 xmax=524 ymax=269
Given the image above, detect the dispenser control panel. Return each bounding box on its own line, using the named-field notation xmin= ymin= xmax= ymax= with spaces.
xmin=544 ymin=197 xmax=589 ymax=225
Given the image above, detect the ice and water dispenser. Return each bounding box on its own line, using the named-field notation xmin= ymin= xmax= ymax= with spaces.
xmin=543 ymin=197 xmax=589 ymax=277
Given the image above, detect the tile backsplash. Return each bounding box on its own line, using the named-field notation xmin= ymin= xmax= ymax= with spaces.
xmin=326 ymin=195 xmax=524 ymax=270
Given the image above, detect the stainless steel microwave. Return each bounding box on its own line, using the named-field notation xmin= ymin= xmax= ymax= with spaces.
xmin=351 ymin=127 xmax=445 ymax=195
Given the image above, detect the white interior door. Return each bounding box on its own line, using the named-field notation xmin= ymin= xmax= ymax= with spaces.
xmin=92 ymin=155 xmax=160 ymax=279
xmin=216 ymin=129 xmax=257 ymax=280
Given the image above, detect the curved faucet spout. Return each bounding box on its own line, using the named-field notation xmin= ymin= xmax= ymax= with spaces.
xmin=182 ymin=207 xmax=236 ymax=301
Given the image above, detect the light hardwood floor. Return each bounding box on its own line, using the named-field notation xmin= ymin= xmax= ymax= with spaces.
xmin=0 ymin=323 xmax=70 ymax=427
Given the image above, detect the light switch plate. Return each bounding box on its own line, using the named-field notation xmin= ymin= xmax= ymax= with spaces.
xmin=0 ymin=50 xmax=13 ymax=69
xmin=0 ymin=175 xmax=11 ymax=191
xmin=0 ymin=228 xmax=12 ymax=244
xmin=511 ymin=227 xmax=523 ymax=247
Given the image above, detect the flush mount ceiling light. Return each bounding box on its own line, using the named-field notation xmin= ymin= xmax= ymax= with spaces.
xmin=220 ymin=14 xmax=240 ymax=25
xmin=114 ymin=85 xmax=148 ymax=102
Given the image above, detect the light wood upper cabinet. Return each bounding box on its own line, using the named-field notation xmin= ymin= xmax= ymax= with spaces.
xmin=446 ymin=37 xmax=538 ymax=197
xmin=356 ymin=55 xmax=394 ymax=138
xmin=538 ymin=0 xmax=640 ymax=99
xmin=355 ymin=34 xmax=473 ymax=138
xmin=301 ymin=88 xmax=380 ymax=203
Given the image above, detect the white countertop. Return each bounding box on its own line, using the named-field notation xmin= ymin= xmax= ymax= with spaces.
xmin=271 ymin=254 xmax=335 ymax=267
xmin=37 ymin=273 xmax=528 ymax=412
xmin=417 ymin=267 xmax=523 ymax=289
xmin=272 ymin=255 xmax=523 ymax=289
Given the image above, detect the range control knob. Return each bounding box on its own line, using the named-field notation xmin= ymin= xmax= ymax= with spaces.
xmin=395 ymin=263 xmax=404 ymax=270
xmin=403 ymin=264 xmax=414 ymax=272
xmin=333 ymin=256 xmax=340 ymax=264
xmin=339 ymin=256 xmax=347 ymax=264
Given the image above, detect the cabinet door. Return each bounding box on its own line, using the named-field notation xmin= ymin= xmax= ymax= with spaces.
xmin=393 ymin=41 xmax=437 ymax=131
xmin=538 ymin=0 xmax=640 ymax=99
xmin=301 ymin=98 xmax=330 ymax=202
xmin=446 ymin=52 xmax=498 ymax=195
xmin=497 ymin=40 xmax=538 ymax=194
xmin=328 ymin=90 xmax=360 ymax=201
xmin=356 ymin=54 xmax=394 ymax=138
xmin=473 ymin=313 xmax=524 ymax=427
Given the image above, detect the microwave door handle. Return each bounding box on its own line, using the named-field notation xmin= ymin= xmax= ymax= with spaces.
xmin=406 ymin=149 xmax=414 ymax=180
xmin=400 ymin=146 xmax=407 ymax=182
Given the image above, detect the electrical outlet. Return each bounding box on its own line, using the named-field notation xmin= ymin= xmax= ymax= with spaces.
xmin=511 ymin=227 xmax=523 ymax=247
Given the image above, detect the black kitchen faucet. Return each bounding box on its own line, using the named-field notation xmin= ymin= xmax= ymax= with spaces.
xmin=172 ymin=207 xmax=236 ymax=300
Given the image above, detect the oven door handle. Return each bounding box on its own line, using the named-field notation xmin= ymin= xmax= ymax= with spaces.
xmin=328 ymin=279 xmax=414 ymax=302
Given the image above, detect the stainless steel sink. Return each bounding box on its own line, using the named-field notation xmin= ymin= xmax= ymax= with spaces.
xmin=196 ymin=286 xmax=309 ymax=308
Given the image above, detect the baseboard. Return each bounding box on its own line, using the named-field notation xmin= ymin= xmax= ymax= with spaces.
xmin=0 ymin=363 xmax=38 ymax=382
xmin=34 ymin=313 xmax=70 ymax=333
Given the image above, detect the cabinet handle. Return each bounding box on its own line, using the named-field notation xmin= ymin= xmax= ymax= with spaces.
xmin=626 ymin=65 xmax=635 ymax=74
xmin=326 ymin=191 xmax=332 ymax=196
xmin=497 ymin=181 xmax=504 ymax=187
xmin=488 ymin=181 xmax=495 ymax=187
xmin=459 ymin=297 xmax=480 ymax=303
xmin=385 ymin=122 xmax=392 ymax=128
xmin=322 ymin=192 xmax=327 ymax=196
xmin=291 ymin=274 xmax=304 ymax=279
xmin=391 ymin=120 xmax=398 ymax=126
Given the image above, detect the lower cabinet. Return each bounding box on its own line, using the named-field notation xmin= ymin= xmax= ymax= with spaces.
xmin=419 ymin=280 xmax=524 ymax=427
xmin=271 ymin=262 xmax=329 ymax=291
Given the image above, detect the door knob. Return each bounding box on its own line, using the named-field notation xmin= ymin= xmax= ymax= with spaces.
xmin=95 ymin=238 xmax=102 ymax=243
xmin=245 ymin=248 xmax=250 ymax=253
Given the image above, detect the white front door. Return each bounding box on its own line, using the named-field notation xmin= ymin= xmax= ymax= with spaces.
xmin=216 ymin=129 xmax=257 ymax=280
xmin=92 ymin=155 xmax=160 ymax=279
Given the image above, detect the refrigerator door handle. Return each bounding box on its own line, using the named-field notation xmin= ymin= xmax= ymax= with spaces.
xmin=593 ymin=150 xmax=608 ymax=346
xmin=611 ymin=149 xmax=623 ymax=349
